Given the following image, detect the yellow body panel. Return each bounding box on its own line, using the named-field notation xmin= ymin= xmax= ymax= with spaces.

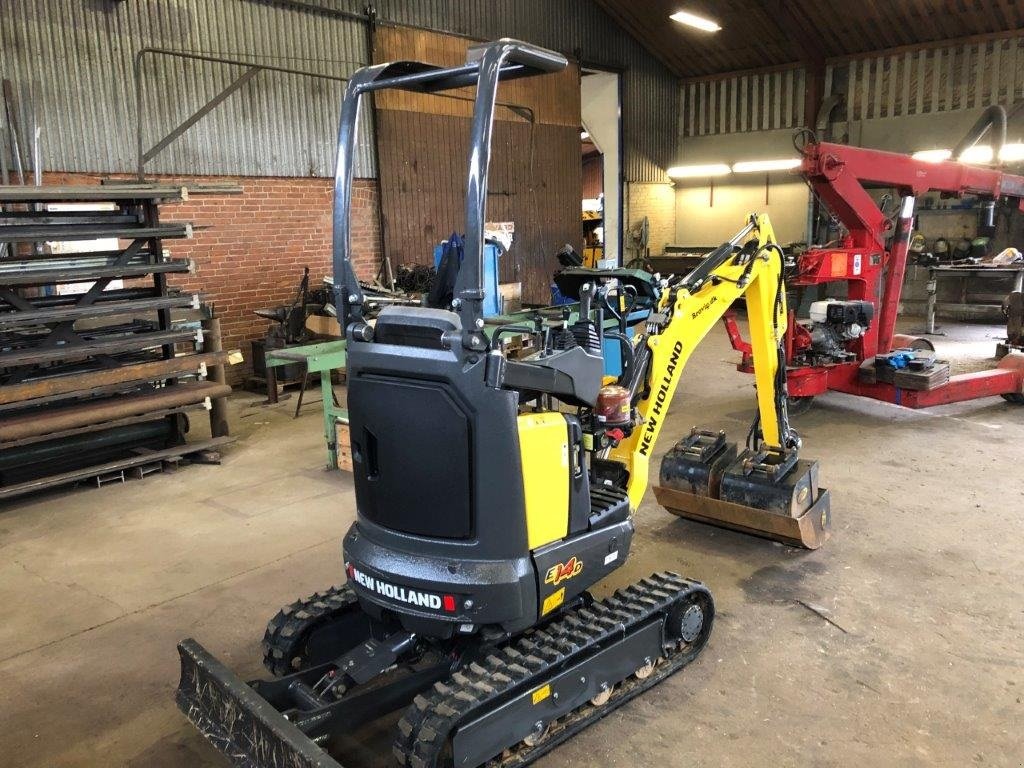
xmin=517 ymin=412 xmax=570 ymax=549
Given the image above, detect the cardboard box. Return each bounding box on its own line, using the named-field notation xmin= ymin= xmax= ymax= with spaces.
xmin=336 ymin=421 xmax=352 ymax=472
xmin=306 ymin=314 xmax=343 ymax=338
xmin=499 ymin=282 xmax=522 ymax=314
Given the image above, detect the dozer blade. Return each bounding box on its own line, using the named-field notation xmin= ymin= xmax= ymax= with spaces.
xmin=176 ymin=638 xmax=345 ymax=768
xmin=656 ymin=433 xmax=832 ymax=549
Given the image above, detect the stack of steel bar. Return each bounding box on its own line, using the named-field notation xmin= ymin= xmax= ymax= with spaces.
xmin=0 ymin=185 xmax=232 ymax=500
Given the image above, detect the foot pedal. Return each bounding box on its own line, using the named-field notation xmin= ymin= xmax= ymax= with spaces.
xmin=655 ymin=431 xmax=831 ymax=549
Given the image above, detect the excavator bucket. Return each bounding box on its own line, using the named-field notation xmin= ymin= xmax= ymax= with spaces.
xmin=176 ymin=639 xmax=345 ymax=768
xmin=654 ymin=429 xmax=831 ymax=549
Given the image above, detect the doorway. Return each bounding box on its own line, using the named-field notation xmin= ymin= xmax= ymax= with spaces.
xmin=580 ymin=68 xmax=622 ymax=267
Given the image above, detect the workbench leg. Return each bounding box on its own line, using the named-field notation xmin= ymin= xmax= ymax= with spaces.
xmin=926 ymin=270 xmax=937 ymax=334
xmin=266 ymin=365 xmax=279 ymax=405
xmin=294 ymin=366 xmax=309 ymax=419
xmin=322 ymin=369 xmax=337 ymax=470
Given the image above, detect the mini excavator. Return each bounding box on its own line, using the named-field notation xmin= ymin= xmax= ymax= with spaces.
xmin=176 ymin=39 xmax=831 ymax=768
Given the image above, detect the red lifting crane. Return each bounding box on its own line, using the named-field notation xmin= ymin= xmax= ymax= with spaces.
xmin=726 ymin=135 xmax=1024 ymax=409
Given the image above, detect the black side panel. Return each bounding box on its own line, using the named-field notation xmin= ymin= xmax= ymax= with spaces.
xmin=348 ymin=377 xmax=472 ymax=539
xmin=532 ymin=520 xmax=634 ymax=613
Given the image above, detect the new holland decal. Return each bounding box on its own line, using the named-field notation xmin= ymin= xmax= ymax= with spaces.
xmin=347 ymin=563 xmax=456 ymax=612
xmin=639 ymin=340 xmax=684 ymax=457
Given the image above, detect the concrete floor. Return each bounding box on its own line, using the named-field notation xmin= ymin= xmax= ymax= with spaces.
xmin=1 ymin=320 xmax=1022 ymax=768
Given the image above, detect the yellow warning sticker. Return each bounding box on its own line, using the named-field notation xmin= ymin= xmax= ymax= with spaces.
xmin=532 ymin=684 xmax=551 ymax=705
xmin=541 ymin=587 xmax=565 ymax=615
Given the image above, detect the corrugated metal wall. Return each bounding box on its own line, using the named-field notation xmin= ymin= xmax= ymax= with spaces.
xmin=0 ymin=0 xmax=372 ymax=177
xmin=682 ymin=68 xmax=806 ymax=137
xmin=0 ymin=0 xmax=678 ymax=182
xmin=358 ymin=0 xmax=678 ymax=182
xmin=827 ymin=36 xmax=1024 ymax=121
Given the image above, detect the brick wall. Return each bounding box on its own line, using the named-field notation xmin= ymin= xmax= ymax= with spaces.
xmin=626 ymin=182 xmax=677 ymax=254
xmin=45 ymin=172 xmax=382 ymax=383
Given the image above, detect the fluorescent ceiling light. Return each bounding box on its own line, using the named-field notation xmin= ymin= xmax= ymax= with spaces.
xmin=959 ymin=145 xmax=993 ymax=164
xmin=911 ymin=149 xmax=952 ymax=163
xmin=1000 ymin=143 xmax=1024 ymax=162
xmin=670 ymin=9 xmax=721 ymax=32
xmin=732 ymin=158 xmax=801 ymax=173
xmin=667 ymin=163 xmax=731 ymax=178
xmin=952 ymin=144 xmax=1024 ymax=163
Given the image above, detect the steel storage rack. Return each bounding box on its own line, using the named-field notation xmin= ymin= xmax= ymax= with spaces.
xmin=0 ymin=184 xmax=232 ymax=499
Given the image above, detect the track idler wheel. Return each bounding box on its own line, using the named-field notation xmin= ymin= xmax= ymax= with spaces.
xmin=666 ymin=590 xmax=714 ymax=652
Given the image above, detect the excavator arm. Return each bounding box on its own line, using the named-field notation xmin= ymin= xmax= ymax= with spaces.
xmin=609 ymin=214 xmax=796 ymax=510
xmin=596 ymin=214 xmax=830 ymax=549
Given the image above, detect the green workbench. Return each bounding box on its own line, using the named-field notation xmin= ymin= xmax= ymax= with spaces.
xmin=264 ymin=339 xmax=348 ymax=469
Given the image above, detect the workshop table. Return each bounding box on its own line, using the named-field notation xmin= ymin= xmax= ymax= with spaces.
xmin=924 ymin=265 xmax=1024 ymax=334
xmin=264 ymin=340 xmax=348 ymax=469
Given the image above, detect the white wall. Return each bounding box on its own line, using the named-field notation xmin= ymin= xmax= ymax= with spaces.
xmin=675 ymin=180 xmax=809 ymax=245
xmin=673 ymin=127 xmax=809 ymax=245
xmin=848 ymin=107 xmax=1024 ymax=153
xmin=581 ymin=71 xmax=622 ymax=265
xmin=672 ymin=104 xmax=1024 ymax=247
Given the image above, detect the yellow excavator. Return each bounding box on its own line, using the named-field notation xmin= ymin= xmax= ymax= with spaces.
xmin=176 ymin=39 xmax=831 ymax=768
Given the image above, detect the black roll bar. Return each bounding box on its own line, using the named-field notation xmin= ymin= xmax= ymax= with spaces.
xmin=331 ymin=38 xmax=567 ymax=344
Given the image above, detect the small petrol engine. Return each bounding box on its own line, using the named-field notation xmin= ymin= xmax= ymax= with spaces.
xmin=798 ymin=299 xmax=874 ymax=364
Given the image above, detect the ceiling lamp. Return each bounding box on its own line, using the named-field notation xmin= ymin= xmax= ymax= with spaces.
xmin=669 ymin=9 xmax=721 ymax=32
xmin=667 ymin=163 xmax=731 ymax=178
xmin=732 ymin=158 xmax=801 ymax=173
xmin=959 ymin=145 xmax=994 ymax=164
xmin=947 ymin=144 xmax=1024 ymax=164
xmin=999 ymin=143 xmax=1024 ymax=162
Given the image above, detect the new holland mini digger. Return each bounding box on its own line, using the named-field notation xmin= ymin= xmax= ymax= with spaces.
xmin=176 ymin=39 xmax=831 ymax=768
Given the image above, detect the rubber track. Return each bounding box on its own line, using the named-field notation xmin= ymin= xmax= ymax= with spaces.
xmin=392 ymin=572 xmax=712 ymax=768
xmin=261 ymin=584 xmax=360 ymax=676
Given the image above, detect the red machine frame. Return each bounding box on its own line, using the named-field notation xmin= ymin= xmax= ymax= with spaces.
xmin=726 ymin=140 xmax=1024 ymax=408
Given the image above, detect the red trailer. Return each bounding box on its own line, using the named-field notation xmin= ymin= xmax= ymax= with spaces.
xmin=726 ymin=136 xmax=1024 ymax=409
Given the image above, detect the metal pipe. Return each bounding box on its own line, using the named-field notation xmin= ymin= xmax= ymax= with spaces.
xmin=952 ymin=104 xmax=1007 ymax=163
xmin=0 ymin=382 xmax=231 ymax=442
xmin=203 ymin=317 xmax=230 ymax=438
xmin=0 ymin=420 xmax=172 ymax=471
xmin=133 ymin=47 xmax=352 ymax=179
xmin=0 ymin=115 xmax=9 ymax=186
xmin=876 ymin=195 xmax=916 ymax=353
xmin=31 ymin=123 xmax=43 ymax=255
